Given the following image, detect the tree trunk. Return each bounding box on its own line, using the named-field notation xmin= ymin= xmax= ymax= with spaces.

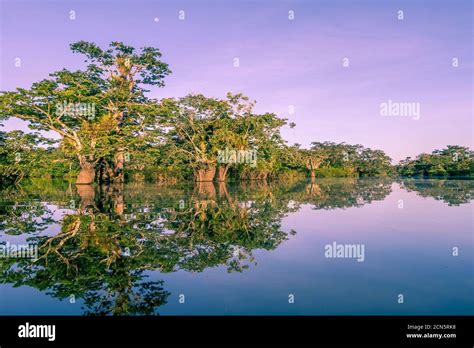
xmin=76 ymin=155 xmax=95 ymax=185
xmin=306 ymin=182 xmax=321 ymax=196
xmin=218 ymin=181 xmax=230 ymax=199
xmin=96 ymin=157 xmax=109 ymax=184
xmin=113 ymin=151 xmax=125 ymax=184
xmin=112 ymin=182 xmax=124 ymax=215
xmin=195 ymin=166 xmax=216 ymax=182
xmin=310 ymin=170 xmax=316 ymax=179
xmin=217 ymin=165 xmax=229 ymax=182
xmin=195 ymin=181 xmax=216 ymax=198
xmin=76 ymin=184 xmax=95 ymax=208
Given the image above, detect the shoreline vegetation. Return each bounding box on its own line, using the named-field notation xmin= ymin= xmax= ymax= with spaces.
xmin=1 ymin=41 xmax=473 ymax=188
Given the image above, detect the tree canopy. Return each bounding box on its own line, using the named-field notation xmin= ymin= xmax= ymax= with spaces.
xmin=1 ymin=41 xmax=472 ymax=186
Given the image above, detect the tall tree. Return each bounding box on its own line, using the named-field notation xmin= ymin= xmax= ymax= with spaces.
xmin=158 ymin=94 xmax=228 ymax=181
xmin=0 ymin=41 xmax=171 ymax=184
xmin=300 ymin=148 xmax=327 ymax=179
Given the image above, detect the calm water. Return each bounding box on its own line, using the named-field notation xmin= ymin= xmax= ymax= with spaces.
xmin=0 ymin=179 xmax=472 ymax=315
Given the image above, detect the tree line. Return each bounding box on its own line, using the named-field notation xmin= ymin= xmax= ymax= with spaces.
xmin=1 ymin=41 xmax=472 ymax=187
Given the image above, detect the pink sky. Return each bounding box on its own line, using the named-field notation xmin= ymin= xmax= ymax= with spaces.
xmin=0 ymin=0 xmax=472 ymax=162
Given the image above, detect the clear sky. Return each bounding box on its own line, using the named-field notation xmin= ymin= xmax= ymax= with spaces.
xmin=0 ymin=0 xmax=472 ymax=162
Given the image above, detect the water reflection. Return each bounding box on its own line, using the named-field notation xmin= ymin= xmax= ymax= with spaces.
xmin=399 ymin=179 xmax=474 ymax=206
xmin=0 ymin=179 xmax=472 ymax=315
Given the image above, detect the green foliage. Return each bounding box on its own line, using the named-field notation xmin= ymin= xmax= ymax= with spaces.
xmin=0 ymin=41 xmax=471 ymax=184
xmin=397 ymin=146 xmax=473 ymax=177
xmin=158 ymin=93 xmax=287 ymax=180
xmin=0 ymin=40 xmax=171 ymax=184
xmin=274 ymin=141 xmax=393 ymax=178
xmin=314 ymin=167 xmax=354 ymax=177
xmin=309 ymin=142 xmax=392 ymax=177
xmin=0 ymin=130 xmax=57 ymax=186
xmin=158 ymin=94 xmax=229 ymax=171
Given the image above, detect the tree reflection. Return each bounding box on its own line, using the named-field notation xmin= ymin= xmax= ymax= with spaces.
xmin=0 ymin=178 xmax=470 ymax=315
xmin=399 ymin=179 xmax=474 ymax=206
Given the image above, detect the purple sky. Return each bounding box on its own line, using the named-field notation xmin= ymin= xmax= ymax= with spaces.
xmin=0 ymin=0 xmax=472 ymax=162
